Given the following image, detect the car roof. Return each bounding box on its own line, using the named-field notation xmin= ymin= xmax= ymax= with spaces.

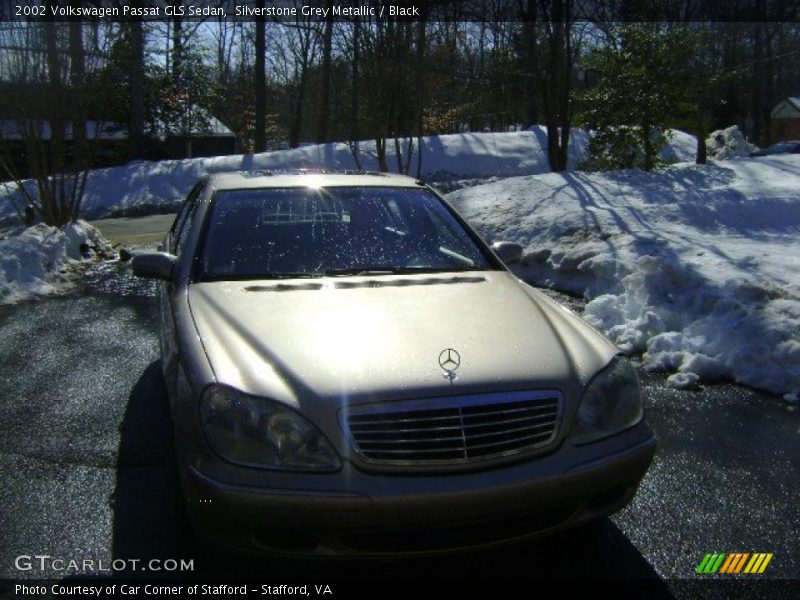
xmin=206 ymin=170 xmax=423 ymax=191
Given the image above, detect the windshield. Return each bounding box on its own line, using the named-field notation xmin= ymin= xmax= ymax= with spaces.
xmin=198 ymin=186 xmax=498 ymax=280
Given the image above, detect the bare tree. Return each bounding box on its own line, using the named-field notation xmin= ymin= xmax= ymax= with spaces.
xmin=413 ymin=10 xmax=428 ymax=176
xmin=523 ymin=0 xmax=576 ymax=172
xmin=359 ymin=15 xmax=418 ymax=172
xmin=316 ymin=0 xmax=334 ymax=144
xmin=281 ymin=9 xmax=319 ymax=148
xmin=67 ymin=21 xmax=89 ymax=218
xmin=254 ymin=0 xmax=267 ymax=152
xmin=0 ymin=21 xmax=98 ymax=225
xmin=128 ymin=19 xmax=145 ymax=160
xmin=348 ymin=18 xmax=362 ymax=168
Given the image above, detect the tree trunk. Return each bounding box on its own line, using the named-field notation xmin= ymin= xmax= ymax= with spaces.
xmin=289 ymin=70 xmax=308 ymax=149
xmin=751 ymin=22 xmax=765 ymax=144
xmin=69 ymin=22 xmax=87 ymax=161
xmin=545 ymin=19 xmax=562 ymax=172
xmin=254 ymin=3 xmax=267 ymax=152
xmin=171 ymin=4 xmax=186 ymax=155
xmin=394 ymin=136 xmax=403 ymax=172
xmin=558 ymin=121 xmax=570 ymax=171
xmin=545 ymin=122 xmax=560 ymax=171
xmin=375 ymin=138 xmax=388 ymax=172
xmin=128 ymin=20 xmax=146 ymax=160
xmin=69 ymin=21 xmax=88 ymax=221
xmin=414 ymin=16 xmax=427 ymax=177
xmin=316 ymin=4 xmax=333 ymax=144
xmin=522 ymin=0 xmax=538 ymax=127
xmin=558 ymin=9 xmax=573 ymax=171
xmin=349 ymin=18 xmax=360 ymax=167
xmin=44 ymin=20 xmax=65 ymax=225
xmin=171 ymin=4 xmax=183 ymax=87
xmin=762 ymin=24 xmax=775 ymax=144
xmin=695 ymin=129 xmax=707 ymax=165
xmin=643 ymin=125 xmax=655 ymax=171
xmin=543 ymin=6 xmax=573 ymax=173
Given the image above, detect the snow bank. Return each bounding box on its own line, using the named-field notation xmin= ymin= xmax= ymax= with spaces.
xmin=0 ymin=127 xmax=697 ymax=223
xmin=449 ymin=156 xmax=800 ymax=398
xmin=706 ymin=125 xmax=758 ymax=160
xmin=659 ymin=129 xmax=698 ymax=163
xmin=0 ymin=220 xmax=111 ymax=304
xmin=0 ymin=129 xmax=583 ymax=222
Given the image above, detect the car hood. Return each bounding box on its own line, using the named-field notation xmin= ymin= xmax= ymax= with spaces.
xmin=187 ymin=271 xmax=617 ymax=409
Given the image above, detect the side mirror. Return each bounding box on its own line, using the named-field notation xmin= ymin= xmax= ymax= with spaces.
xmin=131 ymin=252 xmax=178 ymax=280
xmin=492 ymin=241 xmax=523 ymax=265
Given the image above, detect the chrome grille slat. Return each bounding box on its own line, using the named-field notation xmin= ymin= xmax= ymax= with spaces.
xmin=463 ymin=414 xmax=557 ymax=430
xmin=357 ymin=446 xmax=467 ymax=455
xmin=349 ymin=424 xmax=464 ymax=435
xmin=349 ymin=413 xmax=461 ymax=426
xmin=462 ymin=414 xmax=558 ymax=427
xmin=356 ymin=434 xmax=466 ymax=445
xmin=461 ymin=405 xmax=558 ymax=417
xmin=464 ymin=422 xmax=555 ymax=440
xmin=466 ymin=431 xmax=553 ymax=452
xmin=346 ymin=394 xmax=562 ymax=467
xmin=462 ymin=406 xmax=558 ymax=419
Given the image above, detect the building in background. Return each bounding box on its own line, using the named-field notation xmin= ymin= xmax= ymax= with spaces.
xmin=770 ymin=97 xmax=800 ymax=142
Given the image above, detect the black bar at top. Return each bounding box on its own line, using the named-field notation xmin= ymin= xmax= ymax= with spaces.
xmin=1 ymin=0 xmax=799 ymax=23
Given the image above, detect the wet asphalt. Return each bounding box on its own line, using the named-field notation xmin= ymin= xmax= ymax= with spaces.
xmin=0 ymin=253 xmax=797 ymax=594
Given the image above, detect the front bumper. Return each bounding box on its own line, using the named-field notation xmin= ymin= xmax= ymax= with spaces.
xmin=179 ymin=421 xmax=656 ymax=556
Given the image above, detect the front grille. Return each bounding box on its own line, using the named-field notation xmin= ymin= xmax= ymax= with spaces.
xmin=346 ymin=393 xmax=562 ymax=467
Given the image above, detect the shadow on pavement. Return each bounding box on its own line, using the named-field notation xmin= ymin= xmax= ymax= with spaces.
xmin=111 ymin=360 xmax=182 ymax=576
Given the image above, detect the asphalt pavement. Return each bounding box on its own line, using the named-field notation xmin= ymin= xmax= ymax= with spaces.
xmin=0 ymin=242 xmax=797 ymax=594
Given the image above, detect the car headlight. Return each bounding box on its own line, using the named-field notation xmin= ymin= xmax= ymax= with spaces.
xmin=571 ymin=356 xmax=644 ymax=445
xmin=200 ymin=385 xmax=341 ymax=471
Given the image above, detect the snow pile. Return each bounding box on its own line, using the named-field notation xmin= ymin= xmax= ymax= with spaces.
xmin=658 ymin=129 xmax=698 ymax=164
xmin=0 ymin=220 xmax=111 ymax=304
xmin=0 ymin=129 xmax=584 ymax=222
xmin=0 ymin=127 xmax=697 ymax=223
xmin=706 ymin=126 xmax=758 ymax=160
xmin=449 ymin=156 xmax=800 ymax=398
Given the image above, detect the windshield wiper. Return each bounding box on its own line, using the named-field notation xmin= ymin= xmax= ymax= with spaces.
xmin=322 ymin=268 xmax=399 ymax=276
xmin=261 ymin=272 xmax=325 ymax=279
xmin=200 ymin=272 xmax=324 ymax=281
xmin=322 ymin=266 xmax=488 ymax=277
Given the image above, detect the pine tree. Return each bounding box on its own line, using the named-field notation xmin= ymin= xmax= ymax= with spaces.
xmin=578 ymin=24 xmax=700 ymax=171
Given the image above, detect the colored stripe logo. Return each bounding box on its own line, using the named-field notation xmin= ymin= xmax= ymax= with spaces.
xmin=697 ymin=553 xmax=773 ymax=574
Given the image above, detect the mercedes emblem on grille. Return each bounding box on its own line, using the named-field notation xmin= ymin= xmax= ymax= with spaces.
xmin=439 ymin=348 xmax=461 ymax=383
